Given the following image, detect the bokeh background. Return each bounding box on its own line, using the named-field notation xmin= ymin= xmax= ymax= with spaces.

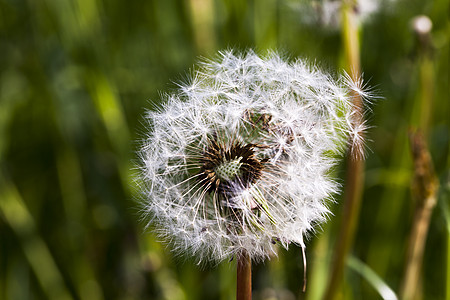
xmin=0 ymin=0 xmax=448 ymax=299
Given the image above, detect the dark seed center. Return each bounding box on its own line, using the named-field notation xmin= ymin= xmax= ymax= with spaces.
xmin=198 ymin=139 xmax=265 ymax=196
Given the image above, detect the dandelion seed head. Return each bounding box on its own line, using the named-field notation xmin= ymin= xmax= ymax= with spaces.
xmin=139 ymin=50 xmax=372 ymax=263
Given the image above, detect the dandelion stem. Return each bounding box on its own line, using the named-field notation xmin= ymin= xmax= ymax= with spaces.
xmin=323 ymin=0 xmax=364 ymax=298
xmin=236 ymin=252 xmax=252 ymax=300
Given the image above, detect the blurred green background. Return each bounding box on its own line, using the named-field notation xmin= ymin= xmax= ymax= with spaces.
xmin=0 ymin=0 xmax=448 ymax=299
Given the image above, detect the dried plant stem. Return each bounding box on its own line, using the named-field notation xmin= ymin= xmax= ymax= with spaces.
xmin=236 ymin=252 xmax=252 ymax=300
xmin=400 ymin=131 xmax=439 ymax=300
xmin=400 ymin=20 xmax=437 ymax=300
xmin=323 ymin=0 xmax=364 ymax=299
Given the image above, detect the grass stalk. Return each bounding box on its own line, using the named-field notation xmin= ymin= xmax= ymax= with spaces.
xmin=236 ymin=252 xmax=252 ymax=300
xmin=323 ymin=0 xmax=364 ymax=298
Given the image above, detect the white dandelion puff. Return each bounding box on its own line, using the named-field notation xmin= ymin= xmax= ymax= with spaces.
xmin=138 ymin=50 xmax=371 ymax=264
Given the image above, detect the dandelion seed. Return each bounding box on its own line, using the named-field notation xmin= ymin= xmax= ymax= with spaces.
xmin=138 ymin=50 xmax=371 ymax=264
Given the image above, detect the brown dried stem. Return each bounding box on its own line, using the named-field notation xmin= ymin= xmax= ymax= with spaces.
xmin=400 ymin=131 xmax=439 ymax=300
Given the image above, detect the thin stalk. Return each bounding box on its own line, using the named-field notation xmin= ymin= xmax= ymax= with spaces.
xmin=399 ymin=132 xmax=438 ymax=300
xmin=188 ymin=0 xmax=216 ymax=53
xmin=323 ymin=0 xmax=364 ymax=299
xmin=236 ymin=252 xmax=252 ymax=300
xmin=342 ymin=0 xmax=361 ymax=73
xmin=323 ymin=145 xmax=364 ymax=300
xmin=400 ymin=17 xmax=438 ymax=300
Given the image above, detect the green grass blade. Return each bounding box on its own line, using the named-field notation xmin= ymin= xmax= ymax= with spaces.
xmin=347 ymin=255 xmax=398 ymax=300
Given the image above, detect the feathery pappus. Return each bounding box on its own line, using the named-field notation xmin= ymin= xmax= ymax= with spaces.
xmin=138 ymin=50 xmax=371 ymax=263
